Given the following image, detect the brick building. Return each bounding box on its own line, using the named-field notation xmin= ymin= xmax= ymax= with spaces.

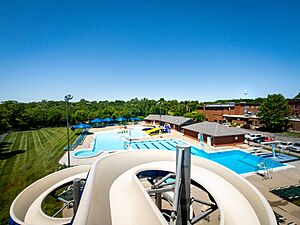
xmin=289 ymin=99 xmax=300 ymax=118
xmin=198 ymin=102 xmax=260 ymax=126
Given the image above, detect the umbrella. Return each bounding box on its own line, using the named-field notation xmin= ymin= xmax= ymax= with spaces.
xmin=116 ymin=117 xmax=126 ymax=122
xmin=72 ymin=123 xmax=91 ymax=129
xmin=102 ymin=117 xmax=114 ymax=122
xmin=129 ymin=117 xmax=141 ymax=121
xmin=91 ymin=118 xmax=103 ymax=123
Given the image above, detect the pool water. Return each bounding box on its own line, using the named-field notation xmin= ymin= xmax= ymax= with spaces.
xmin=73 ymin=127 xmax=148 ymax=157
xmin=73 ymin=129 xmax=285 ymax=174
xmin=130 ymin=139 xmax=284 ymax=174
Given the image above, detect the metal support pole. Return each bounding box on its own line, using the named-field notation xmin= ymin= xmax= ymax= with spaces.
xmin=174 ymin=144 xmax=191 ymax=225
xmin=73 ymin=178 xmax=81 ymax=213
xmin=155 ymin=193 xmax=162 ymax=210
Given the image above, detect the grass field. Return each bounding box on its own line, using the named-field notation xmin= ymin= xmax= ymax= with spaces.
xmin=0 ymin=127 xmax=78 ymax=224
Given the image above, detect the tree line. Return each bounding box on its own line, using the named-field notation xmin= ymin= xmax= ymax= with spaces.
xmin=0 ymin=98 xmax=203 ymax=134
xmin=0 ymin=94 xmax=297 ymax=134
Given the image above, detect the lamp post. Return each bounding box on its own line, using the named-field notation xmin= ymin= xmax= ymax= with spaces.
xmin=65 ymin=94 xmax=73 ymax=167
xmin=157 ymin=101 xmax=162 ymax=126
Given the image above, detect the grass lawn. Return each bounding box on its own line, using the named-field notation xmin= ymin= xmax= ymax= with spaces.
xmin=0 ymin=127 xmax=78 ymax=224
xmin=280 ymin=132 xmax=300 ymax=138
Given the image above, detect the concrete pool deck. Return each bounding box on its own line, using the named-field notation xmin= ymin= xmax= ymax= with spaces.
xmin=246 ymin=161 xmax=300 ymax=225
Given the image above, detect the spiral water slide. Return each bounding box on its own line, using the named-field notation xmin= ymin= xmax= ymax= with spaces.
xmin=10 ymin=150 xmax=277 ymax=225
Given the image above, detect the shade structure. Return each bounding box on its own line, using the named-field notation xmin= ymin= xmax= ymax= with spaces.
xmin=116 ymin=117 xmax=126 ymax=122
xmin=72 ymin=123 xmax=92 ymax=129
xmin=129 ymin=117 xmax=141 ymax=121
xmin=102 ymin=117 xmax=114 ymax=123
xmin=91 ymin=118 xmax=103 ymax=123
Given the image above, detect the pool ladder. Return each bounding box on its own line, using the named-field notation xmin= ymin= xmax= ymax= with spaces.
xmin=255 ymin=161 xmax=272 ymax=180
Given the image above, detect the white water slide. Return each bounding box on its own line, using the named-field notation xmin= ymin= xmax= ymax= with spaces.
xmin=10 ymin=150 xmax=277 ymax=225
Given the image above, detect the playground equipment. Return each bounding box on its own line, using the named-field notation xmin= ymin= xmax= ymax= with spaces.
xmin=10 ymin=149 xmax=277 ymax=225
xmin=163 ymin=124 xmax=171 ymax=133
xmin=145 ymin=127 xmax=163 ymax=135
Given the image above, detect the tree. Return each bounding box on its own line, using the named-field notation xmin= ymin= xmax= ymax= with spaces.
xmin=183 ymin=112 xmax=205 ymax=122
xmin=257 ymin=94 xmax=291 ymax=132
xmin=294 ymin=92 xmax=300 ymax=99
xmin=73 ymin=110 xmax=88 ymax=123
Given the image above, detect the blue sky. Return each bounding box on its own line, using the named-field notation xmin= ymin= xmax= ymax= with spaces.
xmin=0 ymin=0 xmax=299 ymax=102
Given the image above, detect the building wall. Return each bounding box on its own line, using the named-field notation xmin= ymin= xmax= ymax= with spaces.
xmin=289 ymin=120 xmax=300 ymax=131
xmin=289 ymin=99 xmax=300 ymax=118
xmin=198 ymin=103 xmax=259 ymax=123
xmin=183 ymin=129 xmax=245 ymax=146
xmin=213 ymin=135 xmax=245 ymax=146
xmin=144 ymin=119 xmax=187 ymax=131
xmin=183 ymin=129 xmax=198 ymax=139
xmin=198 ymin=109 xmax=230 ymax=122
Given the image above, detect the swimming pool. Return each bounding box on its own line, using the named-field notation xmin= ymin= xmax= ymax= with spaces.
xmin=73 ymin=129 xmax=285 ymax=174
xmin=130 ymin=139 xmax=284 ymax=174
xmin=73 ymin=126 xmax=148 ymax=158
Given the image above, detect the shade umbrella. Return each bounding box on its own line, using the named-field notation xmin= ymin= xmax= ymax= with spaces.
xmin=102 ymin=117 xmax=114 ymax=123
xmin=72 ymin=123 xmax=91 ymax=129
xmin=116 ymin=117 xmax=126 ymax=122
xmin=129 ymin=117 xmax=141 ymax=121
xmin=91 ymin=118 xmax=103 ymax=123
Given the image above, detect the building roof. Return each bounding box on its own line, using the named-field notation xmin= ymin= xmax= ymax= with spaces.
xmin=201 ymin=104 xmax=235 ymax=108
xmin=144 ymin=114 xmax=193 ymax=126
xmin=182 ymin=121 xmax=245 ymax=137
xmin=223 ymin=114 xmax=258 ymax=119
xmin=198 ymin=102 xmax=260 ymax=109
xmin=289 ymin=118 xmax=300 ymax=122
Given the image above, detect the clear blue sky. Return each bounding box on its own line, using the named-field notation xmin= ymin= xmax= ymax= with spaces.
xmin=0 ymin=0 xmax=299 ymax=102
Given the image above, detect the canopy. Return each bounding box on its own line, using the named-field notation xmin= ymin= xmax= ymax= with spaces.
xmin=72 ymin=123 xmax=91 ymax=129
xmin=103 ymin=117 xmax=114 ymax=122
xmin=129 ymin=117 xmax=141 ymax=121
xmin=91 ymin=118 xmax=103 ymax=123
xmin=116 ymin=117 xmax=126 ymax=122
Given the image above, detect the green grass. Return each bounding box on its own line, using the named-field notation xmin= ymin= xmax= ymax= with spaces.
xmin=281 ymin=132 xmax=300 ymax=138
xmin=0 ymin=127 xmax=78 ymax=224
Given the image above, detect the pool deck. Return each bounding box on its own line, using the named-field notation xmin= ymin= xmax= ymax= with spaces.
xmin=246 ymin=161 xmax=300 ymax=225
xmin=59 ymin=125 xmax=300 ymax=224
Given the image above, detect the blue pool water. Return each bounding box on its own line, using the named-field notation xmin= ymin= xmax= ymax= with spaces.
xmin=73 ymin=127 xmax=148 ymax=157
xmin=130 ymin=139 xmax=284 ymax=174
xmin=73 ymin=129 xmax=285 ymax=174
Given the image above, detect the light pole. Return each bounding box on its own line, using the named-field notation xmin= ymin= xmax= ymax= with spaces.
xmin=65 ymin=94 xmax=73 ymax=167
xmin=157 ymin=102 xmax=162 ymax=126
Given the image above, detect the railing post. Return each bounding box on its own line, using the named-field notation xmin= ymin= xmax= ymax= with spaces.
xmin=73 ymin=178 xmax=81 ymax=213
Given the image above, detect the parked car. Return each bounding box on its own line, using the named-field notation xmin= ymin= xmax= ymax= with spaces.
xmin=253 ymin=136 xmax=266 ymax=143
xmin=245 ymin=132 xmax=251 ymax=139
xmin=223 ymin=123 xmax=231 ymax=127
xmin=287 ymin=142 xmax=300 ymax=152
xmin=277 ymin=142 xmax=293 ymax=150
xmin=248 ymin=133 xmax=264 ymax=141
